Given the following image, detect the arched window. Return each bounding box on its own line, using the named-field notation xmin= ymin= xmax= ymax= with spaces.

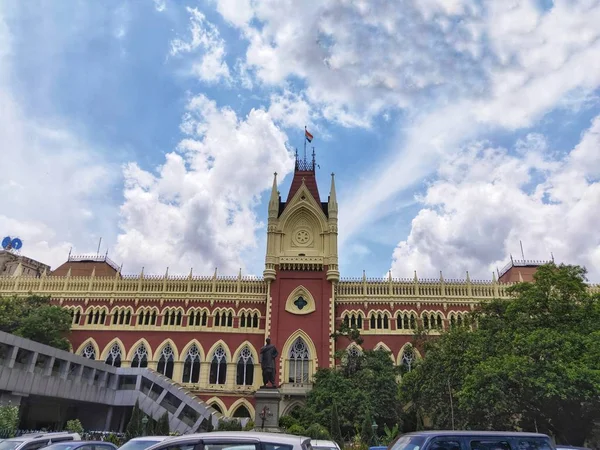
xmin=232 ymin=404 xmax=251 ymax=418
xmin=182 ymin=344 xmax=201 ymax=384
xmin=209 ymin=346 xmax=227 ymax=385
xmin=210 ymin=403 xmax=223 ymax=414
xmin=423 ymin=315 xmax=430 ymax=329
xmin=288 ymin=337 xmax=310 ymax=384
xmin=81 ymin=343 xmax=96 ymax=360
xmin=157 ymin=344 xmax=175 ymax=379
xmin=252 ymin=313 xmax=259 ymax=328
xmin=131 ymin=344 xmax=148 ymax=368
xmin=401 ymin=345 xmax=416 ymax=372
xmin=347 ymin=346 xmax=361 ymax=358
xmin=436 ymin=314 xmax=443 ymax=329
xmin=236 ymin=347 xmax=254 ymax=386
xmin=105 ymin=344 xmax=122 ymax=367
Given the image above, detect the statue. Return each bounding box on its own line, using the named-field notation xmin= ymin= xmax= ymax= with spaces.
xmin=259 ymin=337 xmax=279 ymax=388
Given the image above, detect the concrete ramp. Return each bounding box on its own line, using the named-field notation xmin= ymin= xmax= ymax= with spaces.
xmin=0 ymin=331 xmax=220 ymax=433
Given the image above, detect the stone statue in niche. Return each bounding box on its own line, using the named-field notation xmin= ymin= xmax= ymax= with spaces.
xmin=259 ymin=337 xmax=279 ymax=388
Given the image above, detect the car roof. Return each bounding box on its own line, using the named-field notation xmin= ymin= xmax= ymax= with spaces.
xmin=402 ymin=431 xmax=550 ymax=438
xmin=311 ymin=441 xmax=338 ymax=447
xmin=46 ymin=442 xmax=115 ymax=447
xmin=129 ymin=437 xmax=172 ymax=441
xmin=157 ymin=432 xmax=308 ymax=446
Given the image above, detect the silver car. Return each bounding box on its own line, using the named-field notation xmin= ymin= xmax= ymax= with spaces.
xmin=145 ymin=432 xmax=311 ymax=450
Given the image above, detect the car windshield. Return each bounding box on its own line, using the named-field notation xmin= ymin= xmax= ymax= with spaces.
xmin=44 ymin=444 xmax=77 ymax=450
xmin=118 ymin=441 xmax=163 ymax=450
xmin=390 ymin=436 xmax=425 ymax=450
xmin=0 ymin=441 xmax=24 ymax=450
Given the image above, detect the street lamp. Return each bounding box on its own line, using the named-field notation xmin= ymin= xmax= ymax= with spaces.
xmin=371 ymin=421 xmax=379 ymax=446
xmin=141 ymin=416 xmax=149 ymax=436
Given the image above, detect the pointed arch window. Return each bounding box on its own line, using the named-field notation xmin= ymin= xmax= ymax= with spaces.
xmin=236 ymin=347 xmax=254 ymax=386
xmin=81 ymin=343 xmax=96 ymax=360
xmin=288 ymin=337 xmax=310 ymax=384
xmin=71 ymin=309 xmax=81 ymax=325
xmin=131 ymin=344 xmax=148 ymax=368
xmin=105 ymin=344 xmax=122 ymax=367
xmin=401 ymin=345 xmax=416 ymax=372
xmin=157 ymin=344 xmax=175 ymax=378
xmin=182 ymin=344 xmax=201 ymax=384
xmin=209 ymin=346 xmax=227 ymax=385
xmin=347 ymin=346 xmax=361 ymax=358
xmin=232 ymin=404 xmax=251 ymax=418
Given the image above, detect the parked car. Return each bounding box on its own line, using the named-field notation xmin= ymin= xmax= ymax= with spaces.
xmin=144 ymin=431 xmax=311 ymax=450
xmin=117 ymin=437 xmax=172 ymax=450
xmin=0 ymin=432 xmax=81 ymax=450
xmin=311 ymin=440 xmax=340 ymax=450
xmin=556 ymin=447 xmax=590 ymax=450
xmin=43 ymin=441 xmax=117 ymax=450
xmin=389 ymin=431 xmax=556 ymax=450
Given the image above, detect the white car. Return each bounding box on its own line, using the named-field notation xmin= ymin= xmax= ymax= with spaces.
xmin=311 ymin=440 xmax=340 ymax=450
xmin=145 ymin=432 xmax=312 ymax=450
xmin=0 ymin=432 xmax=81 ymax=450
xmin=118 ymin=437 xmax=173 ymax=450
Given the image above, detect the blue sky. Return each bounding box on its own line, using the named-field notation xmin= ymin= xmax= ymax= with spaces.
xmin=1 ymin=0 xmax=600 ymax=281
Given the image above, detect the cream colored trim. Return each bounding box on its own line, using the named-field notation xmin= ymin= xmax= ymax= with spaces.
xmin=284 ymin=285 xmax=316 ymax=315
xmin=206 ymin=396 xmax=228 ymax=415
xmin=75 ymin=338 xmax=100 ymax=358
xmin=279 ymin=329 xmax=318 ymax=386
xmin=126 ymin=338 xmax=153 ymax=361
xmin=100 ymin=337 xmax=126 ymax=361
xmin=228 ymin=398 xmax=255 ymax=418
xmin=180 ymin=339 xmax=206 ymax=361
xmin=206 ymin=339 xmax=233 ymax=361
xmin=155 ymin=338 xmax=180 ymax=360
xmin=231 ymin=341 xmax=259 ymax=363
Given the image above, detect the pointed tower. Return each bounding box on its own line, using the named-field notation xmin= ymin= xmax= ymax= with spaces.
xmin=263 ymin=149 xmax=339 ymax=393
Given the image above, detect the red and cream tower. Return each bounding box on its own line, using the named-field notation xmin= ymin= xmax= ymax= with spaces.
xmin=263 ymin=154 xmax=339 ymax=397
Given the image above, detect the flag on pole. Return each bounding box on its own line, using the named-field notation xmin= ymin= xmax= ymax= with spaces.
xmin=305 ymin=128 xmax=313 ymax=143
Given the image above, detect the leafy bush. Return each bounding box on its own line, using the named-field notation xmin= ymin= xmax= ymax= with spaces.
xmin=287 ymin=424 xmax=307 ymax=436
xmin=65 ymin=419 xmax=84 ymax=434
xmin=0 ymin=402 xmax=19 ymax=438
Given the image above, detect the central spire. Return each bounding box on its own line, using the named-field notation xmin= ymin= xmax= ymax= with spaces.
xmin=287 ymin=148 xmax=320 ymax=203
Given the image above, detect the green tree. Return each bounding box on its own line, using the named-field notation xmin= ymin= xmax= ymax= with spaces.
xmin=0 ymin=295 xmax=71 ymax=350
xmin=0 ymin=402 xmax=20 ymax=438
xmin=330 ymin=401 xmax=342 ymax=445
xmin=217 ymin=419 xmax=242 ymax=431
xmin=401 ymin=263 xmax=600 ymax=446
xmin=125 ymin=400 xmax=143 ymax=440
xmin=294 ymin=323 xmax=402 ymax=442
xmin=155 ymin=412 xmax=170 ymax=435
xmin=361 ymin=411 xmax=374 ymax=446
xmin=65 ymin=419 xmax=84 ymax=434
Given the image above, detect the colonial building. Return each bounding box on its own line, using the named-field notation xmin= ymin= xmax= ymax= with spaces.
xmin=0 ymin=156 xmax=575 ymax=420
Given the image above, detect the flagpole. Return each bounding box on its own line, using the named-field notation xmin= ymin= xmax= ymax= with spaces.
xmin=303 ymin=126 xmax=307 ymax=163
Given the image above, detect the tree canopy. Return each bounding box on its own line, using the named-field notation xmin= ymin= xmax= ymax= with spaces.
xmin=0 ymin=295 xmax=72 ymax=350
xmin=401 ymin=263 xmax=600 ymax=446
xmin=283 ymin=334 xmax=403 ymax=443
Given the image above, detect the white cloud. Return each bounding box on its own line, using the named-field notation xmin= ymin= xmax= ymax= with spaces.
xmin=390 ymin=116 xmax=600 ymax=281
xmin=115 ymin=95 xmax=295 ymax=275
xmin=0 ymin=11 xmax=119 ymax=270
xmin=170 ymin=7 xmax=230 ymax=83
xmin=217 ymin=0 xmax=487 ymax=127
xmin=267 ymin=89 xmax=316 ymax=130
xmin=153 ymin=0 xmax=166 ymax=12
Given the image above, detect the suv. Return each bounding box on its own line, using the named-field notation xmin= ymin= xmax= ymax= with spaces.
xmin=0 ymin=432 xmax=81 ymax=450
xmin=390 ymin=431 xmax=556 ymax=450
xmin=145 ymin=431 xmax=311 ymax=450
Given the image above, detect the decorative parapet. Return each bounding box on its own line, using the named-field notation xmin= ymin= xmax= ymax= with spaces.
xmin=336 ymin=275 xmax=600 ymax=301
xmin=0 ymin=273 xmax=268 ymax=299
